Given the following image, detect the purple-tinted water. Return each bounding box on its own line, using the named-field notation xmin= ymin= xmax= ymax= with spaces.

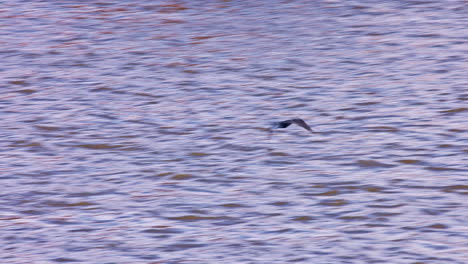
xmin=1 ymin=1 xmax=467 ymax=263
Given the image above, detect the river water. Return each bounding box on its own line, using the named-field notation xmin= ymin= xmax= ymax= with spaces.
xmin=1 ymin=1 xmax=467 ymax=263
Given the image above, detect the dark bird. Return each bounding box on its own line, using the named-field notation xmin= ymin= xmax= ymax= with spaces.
xmin=275 ymin=118 xmax=314 ymax=132
xmin=268 ymin=118 xmax=315 ymax=139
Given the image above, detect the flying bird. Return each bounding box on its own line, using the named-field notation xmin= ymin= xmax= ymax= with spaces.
xmin=268 ymin=118 xmax=315 ymax=138
xmin=275 ymin=118 xmax=313 ymax=132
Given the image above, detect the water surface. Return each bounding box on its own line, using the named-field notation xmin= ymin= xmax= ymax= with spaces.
xmin=1 ymin=1 xmax=467 ymax=263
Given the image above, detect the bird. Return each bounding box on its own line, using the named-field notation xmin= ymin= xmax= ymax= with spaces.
xmin=275 ymin=118 xmax=314 ymax=132
xmin=268 ymin=118 xmax=315 ymax=139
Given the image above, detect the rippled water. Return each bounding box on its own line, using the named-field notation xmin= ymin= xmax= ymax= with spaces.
xmin=1 ymin=1 xmax=467 ymax=263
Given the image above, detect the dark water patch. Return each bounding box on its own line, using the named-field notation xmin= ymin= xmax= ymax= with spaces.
xmin=303 ymin=190 xmax=339 ymax=196
xmin=72 ymin=143 xmax=142 ymax=151
xmin=425 ymin=223 xmax=448 ymax=229
xmin=8 ymin=140 xmax=43 ymax=148
xmin=67 ymin=189 xmax=117 ymax=197
xmin=420 ymin=208 xmax=448 ymax=216
xmin=363 ymin=186 xmax=385 ymax=193
xmin=8 ymin=80 xmax=29 ymax=86
xmin=310 ymin=183 xmax=389 ymax=195
xmin=161 ymin=158 xmax=184 ymax=162
xmin=16 ymin=88 xmax=37 ymax=94
xmin=166 ymin=215 xmax=244 ymax=226
xmin=325 ymin=181 xmax=362 ymax=187
xmin=51 ymin=258 xmax=81 ymax=263
xmin=349 ymin=114 xmax=402 ymax=121
xmin=263 ymin=160 xmax=297 ymax=165
xmin=88 ymin=113 xmax=119 ymax=120
xmin=368 ymin=203 xmax=405 ymax=209
xmin=157 ymin=127 xmax=193 ymax=135
xmin=65 ymin=246 xmax=92 ymax=253
xmin=337 ymin=107 xmax=356 ymax=111
xmin=318 ymin=154 xmax=353 ymax=161
xmin=364 ymin=223 xmax=392 ymax=228
xmin=34 ymin=125 xmax=61 ymax=131
xmin=292 ymin=216 xmax=314 ymax=222
xmin=288 ymin=103 xmax=308 ymax=108
xmin=267 ymin=181 xmax=294 ymax=188
xmin=90 ymin=86 xmax=113 ymax=92
xmin=43 ymin=200 xmax=97 ymax=208
xmin=44 ymin=218 xmax=80 ymax=225
xmin=0 ymin=215 xmax=23 ymax=221
xmin=397 ymin=159 xmax=423 ymax=164
xmin=167 ymin=215 xmax=230 ymax=221
xmin=356 ymin=159 xmax=395 ymax=168
xmin=20 ymin=210 xmax=46 ymax=215
xmin=437 ymin=144 xmax=458 ymax=148
xmin=341 ymin=228 xmax=373 ymax=234
xmin=170 ymin=174 xmax=194 ymax=180
xmin=163 ymin=242 xmax=205 ymax=252
xmin=156 ymin=172 xmax=173 ymax=177
xmin=424 ymin=166 xmax=464 ymax=172
xmin=189 ymin=152 xmax=211 ymax=157
xmin=69 ymin=228 xmax=97 ymax=233
xmin=74 ymin=143 xmax=124 ymax=150
xmin=441 ymin=185 xmax=468 ymax=195
xmin=354 ymin=101 xmax=380 ymax=106
xmin=269 ymin=151 xmax=290 ymax=156
xmin=269 ymin=201 xmax=292 ymax=207
xmin=220 ymin=203 xmax=249 ymax=208
xmin=339 ymin=215 xmax=368 ymax=221
xmin=317 ymin=199 xmax=348 ymax=206
xmin=142 ymin=227 xmax=182 ymax=234
xmin=364 ymin=126 xmax=399 ymax=132
xmin=211 ymin=136 xmax=231 ymax=140
xmin=265 ymin=228 xmax=294 ymax=234
xmin=439 ymin=107 xmax=467 ymax=115
xmin=195 ymin=177 xmax=238 ymax=184
xmin=133 ymin=92 xmax=164 ymax=99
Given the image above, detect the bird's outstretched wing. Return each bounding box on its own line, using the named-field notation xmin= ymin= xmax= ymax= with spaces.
xmin=291 ymin=118 xmax=313 ymax=132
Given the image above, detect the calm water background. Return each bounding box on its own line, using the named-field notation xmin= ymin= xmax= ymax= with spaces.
xmin=1 ymin=1 xmax=467 ymax=263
